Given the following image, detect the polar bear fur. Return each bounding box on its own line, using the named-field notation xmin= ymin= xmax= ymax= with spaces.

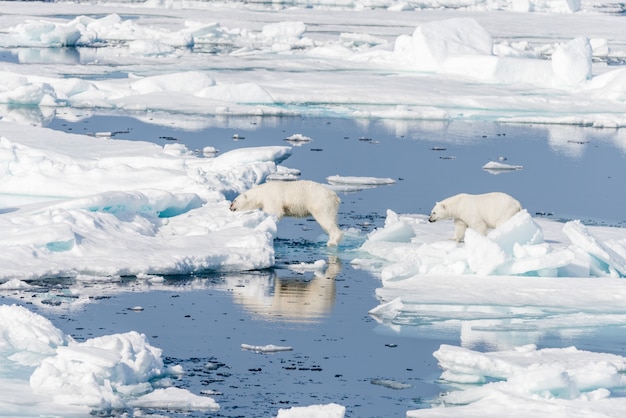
xmin=428 ymin=192 xmax=522 ymax=242
xmin=230 ymin=180 xmax=343 ymax=246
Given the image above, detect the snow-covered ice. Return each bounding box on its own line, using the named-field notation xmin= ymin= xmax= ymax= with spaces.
xmin=0 ymin=1 xmax=624 ymax=126
xmin=241 ymin=344 xmax=294 ymax=353
xmin=0 ymin=304 xmax=218 ymax=415
xmin=407 ymin=344 xmax=626 ymax=417
xmin=277 ymin=402 xmax=346 ymax=418
xmin=0 ymin=0 xmax=626 ymax=416
xmin=0 ymin=122 xmax=287 ymax=280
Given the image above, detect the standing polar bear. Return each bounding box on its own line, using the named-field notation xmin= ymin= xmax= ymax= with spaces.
xmin=428 ymin=192 xmax=522 ymax=242
xmin=230 ymin=180 xmax=343 ymax=246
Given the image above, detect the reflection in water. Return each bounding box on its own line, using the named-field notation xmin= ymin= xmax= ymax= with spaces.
xmin=15 ymin=47 xmax=80 ymax=65
xmin=229 ymin=256 xmax=341 ymax=323
xmin=547 ymin=125 xmax=590 ymax=158
xmin=370 ymin=299 xmax=626 ymax=351
xmin=0 ymin=257 xmax=341 ymax=324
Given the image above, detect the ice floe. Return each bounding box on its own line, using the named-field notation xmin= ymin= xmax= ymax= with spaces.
xmin=407 ymin=344 xmax=626 ymax=417
xmin=0 ymin=121 xmax=289 ymax=281
xmin=0 ymin=4 xmax=625 ymax=125
xmin=0 ymin=304 xmax=217 ymax=415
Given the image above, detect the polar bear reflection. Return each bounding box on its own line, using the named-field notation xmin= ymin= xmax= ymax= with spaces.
xmin=228 ymin=257 xmax=341 ymax=323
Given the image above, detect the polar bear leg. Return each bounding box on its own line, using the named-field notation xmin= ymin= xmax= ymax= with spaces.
xmin=472 ymin=220 xmax=489 ymax=236
xmin=310 ymin=205 xmax=342 ymax=246
xmin=453 ymin=219 xmax=467 ymax=242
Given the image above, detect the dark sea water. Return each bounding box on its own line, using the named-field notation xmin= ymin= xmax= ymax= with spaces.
xmin=19 ymin=114 xmax=626 ymax=416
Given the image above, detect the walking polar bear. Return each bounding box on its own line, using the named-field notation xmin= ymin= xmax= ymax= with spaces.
xmin=230 ymin=180 xmax=343 ymax=246
xmin=428 ymin=192 xmax=522 ymax=242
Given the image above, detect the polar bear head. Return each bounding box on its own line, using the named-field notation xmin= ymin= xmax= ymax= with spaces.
xmin=230 ymin=190 xmax=260 ymax=212
xmin=428 ymin=201 xmax=450 ymax=223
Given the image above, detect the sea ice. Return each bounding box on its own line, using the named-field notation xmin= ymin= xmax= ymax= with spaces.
xmin=276 ymin=402 xmax=346 ymax=418
xmin=361 ymin=209 xmax=625 ymax=279
xmin=241 ymin=344 xmax=294 ymax=353
xmin=0 ymin=304 xmax=217 ymax=414
xmin=406 ymin=344 xmax=626 ymax=417
xmin=0 ymin=122 xmax=287 ymax=281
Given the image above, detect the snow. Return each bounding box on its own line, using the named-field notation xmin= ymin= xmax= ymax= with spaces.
xmin=0 ymin=0 xmax=625 ymax=416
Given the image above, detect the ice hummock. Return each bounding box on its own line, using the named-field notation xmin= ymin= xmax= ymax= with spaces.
xmin=360 ymin=209 xmax=626 ymax=279
xmin=0 ymin=304 xmax=218 ymax=415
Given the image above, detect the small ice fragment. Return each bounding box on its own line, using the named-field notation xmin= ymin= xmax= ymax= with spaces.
xmin=370 ymin=378 xmax=412 ymax=390
xmin=430 ymin=146 xmax=446 ymax=151
xmin=284 ymin=133 xmax=312 ymax=143
xmin=482 ymin=161 xmax=523 ymax=171
xmin=129 ymin=306 xmax=144 ymax=311
xmin=232 ymin=133 xmax=245 ymax=140
xmin=288 ymin=259 xmax=326 ymax=273
xmin=241 ymin=344 xmax=293 ymax=353
xmin=203 ymin=146 xmax=219 ymax=156
xmin=95 ymin=132 xmax=112 ymax=138
xmin=326 ymin=175 xmax=396 ymax=186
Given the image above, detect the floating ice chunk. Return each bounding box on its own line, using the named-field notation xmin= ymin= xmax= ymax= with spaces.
xmin=129 ymin=387 xmax=219 ymax=410
xmin=326 ymin=175 xmax=396 ymax=186
xmin=277 ymin=402 xmax=346 ymax=418
xmin=288 ymin=259 xmax=327 ymax=273
xmin=405 ymin=343 xmax=626 ymax=417
xmin=241 ymin=344 xmax=294 ymax=353
xmin=370 ymin=378 xmax=411 ymax=389
xmin=284 ymin=133 xmax=312 ymax=145
xmin=368 ymin=297 xmax=404 ymax=321
xmin=261 ymin=21 xmax=307 ymax=51
xmin=202 ymin=146 xmax=219 ymax=156
xmin=0 ymin=305 xmax=220 ymax=413
xmin=393 ymin=18 xmax=492 ymax=71
xmin=366 ymin=216 xmax=415 ymax=243
xmin=552 ymin=37 xmax=592 ymax=87
xmin=30 ymin=331 xmax=167 ymax=409
xmin=6 ymin=19 xmax=81 ymax=47
xmin=0 ymin=279 xmax=32 ymax=290
xmin=0 ymin=304 xmax=68 ymax=367
xmin=482 ymin=160 xmax=523 ymax=173
xmin=563 ymin=220 xmax=626 ymax=277
xmin=465 ymin=228 xmax=507 ymax=275
xmin=210 ymin=146 xmax=292 ymax=170
xmin=500 ymin=244 xmax=575 ymax=276
xmin=267 ymin=165 xmax=301 ymax=181
xmin=488 ymin=209 xmax=544 ymax=255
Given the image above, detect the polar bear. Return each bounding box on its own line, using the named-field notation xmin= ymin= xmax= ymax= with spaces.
xmin=428 ymin=192 xmax=522 ymax=242
xmin=230 ymin=180 xmax=343 ymax=246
